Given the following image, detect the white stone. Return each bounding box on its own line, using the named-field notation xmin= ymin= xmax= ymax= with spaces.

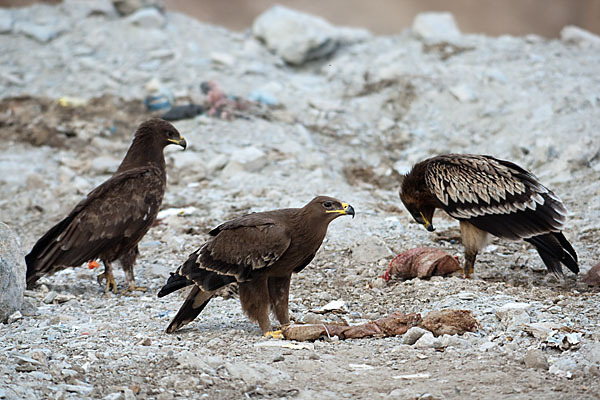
xmin=0 ymin=223 xmax=25 ymax=322
xmin=126 ymin=7 xmax=165 ymax=28
xmin=402 ymin=327 xmax=428 ymax=345
xmin=412 ymin=12 xmax=461 ymax=43
xmin=560 ymin=25 xmax=600 ymax=47
xmin=414 ymin=332 xmax=441 ymax=348
xmin=449 ymin=84 xmax=477 ymax=102
xmin=496 ymin=303 xmax=531 ymax=330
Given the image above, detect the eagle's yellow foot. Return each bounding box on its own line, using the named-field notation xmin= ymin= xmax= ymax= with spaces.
xmin=121 ymin=283 xmax=147 ymax=294
xmin=460 ymin=265 xmax=474 ymax=279
xmin=97 ymin=272 xmax=118 ymax=294
xmin=264 ymin=330 xmax=284 ymax=339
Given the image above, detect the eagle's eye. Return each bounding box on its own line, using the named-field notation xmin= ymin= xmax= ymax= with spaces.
xmin=323 ymin=201 xmax=333 ymax=209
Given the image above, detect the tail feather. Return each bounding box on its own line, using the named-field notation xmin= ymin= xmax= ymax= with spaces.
xmin=157 ymin=272 xmax=193 ymax=298
xmin=525 ymin=232 xmax=578 ymax=276
xmin=25 ymin=215 xmax=76 ymax=288
xmin=165 ymin=286 xmax=213 ymax=334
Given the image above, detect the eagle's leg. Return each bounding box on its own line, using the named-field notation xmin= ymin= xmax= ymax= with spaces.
xmin=239 ymin=278 xmax=273 ymax=335
xmin=97 ymin=261 xmax=117 ymax=294
xmin=268 ymin=275 xmax=291 ymax=326
xmin=459 ymin=221 xmax=489 ymax=278
xmin=463 ymin=251 xmax=477 ymax=279
xmin=120 ymin=246 xmax=146 ymax=293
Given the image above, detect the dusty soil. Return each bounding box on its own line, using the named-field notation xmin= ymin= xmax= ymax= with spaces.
xmin=1 ymin=3 xmax=599 ymax=400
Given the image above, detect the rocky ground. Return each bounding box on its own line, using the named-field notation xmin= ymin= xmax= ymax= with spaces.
xmin=1 ymin=2 xmax=600 ymax=399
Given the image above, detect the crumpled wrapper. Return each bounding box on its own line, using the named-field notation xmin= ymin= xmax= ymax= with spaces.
xmin=582 ymin=262 xmax=600 ymax=286
xmin=282 ymin=309 xmax=478 ymax=341
xmin=382 ymin=247 xmax=461 ymax=281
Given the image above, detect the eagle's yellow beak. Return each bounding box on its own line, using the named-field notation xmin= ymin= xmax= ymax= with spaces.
xmin=168 ymin=136 xmax=187 ymax=149
xmin=420 ymin=212 xmax=435 ymax=232
xmin=326 ymin=202 xmax=356 ymax=218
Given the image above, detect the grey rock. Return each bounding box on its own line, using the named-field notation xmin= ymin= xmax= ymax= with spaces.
xmin=0 ymin=9 xmax=13 ymax=33
xmin=496 ymin=302 xmax=531 ymax=330
xmin=221 ymin=146 xmax=267 ymax=175
xmin=43 ymin=291 xmax=58 ymax=304
xmin=414 ymin=332 xmax=441 ymax=349
xmin=582 ymin=343 xmax=600 ymax=365
xmin=60 ymin=383 xmax=95 ymax=394
xmin=62 ymin=0 xmax=118 ymax=18
xmin=0 ymin=223 xmax=25 ymax=322
xmin=176 ymin=351 xmax=214 ymax=373
xmin=253 ymin=5 xmax=368 ymax=65
xmin=560 ymin=25 xmax=600 ymax=47
xmin=113 ymin=0 xmax=164 ymax=16
xmin=7 ymin=310 xmax=22 ymax=323
xmin=524 ymin=349 xmax=549 ymax=370
xmin=126 ymin=7 xmax=165 ymax=28
xmin=412 ymin=12 xmax=461 ymax=43
xmin=351 ymin=235 xmax=392 ymax=264
xmin=449 ymin=84 xmax=478 ymax=103
xmin=15 ymin=21 xmax=64 ymax=43
xmin=225 ymin=361 xmax=290 ymax=386
xmin=549 ymin=357 xmax=577 ymax=378
xmin=206 ymin=154 xmax=229 ymax=173
xmin=402 ymin=327 xmax=428 ymax=345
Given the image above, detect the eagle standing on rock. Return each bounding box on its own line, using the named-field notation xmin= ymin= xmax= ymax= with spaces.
xmin=25 ymin=119 xmax=187 ymax=293
xmin=158 ymin=196 xmax=355 ymax=336
xmin=399 ymin=154 xmax=578 ymax=278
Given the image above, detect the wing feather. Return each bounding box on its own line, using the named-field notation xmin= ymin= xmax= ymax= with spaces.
xmin=424 ymin=154 xmax=568 ymax=240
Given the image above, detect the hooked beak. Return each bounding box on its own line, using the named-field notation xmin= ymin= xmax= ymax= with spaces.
xmin=168 ymin=136 xmax=187 ymax=150
xmin=415 ymin=211 xmax=435 ymax=232
xmin=327 ymin=202 xmax=355 ymax=218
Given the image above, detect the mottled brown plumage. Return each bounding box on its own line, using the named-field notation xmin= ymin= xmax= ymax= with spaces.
xmin=158 ymin=196 xmax=355 ymax=334
xmin=26 ymin=119 xmax=187 ymax=292
xmin=399 ymin=154 xmax=578 ymax=277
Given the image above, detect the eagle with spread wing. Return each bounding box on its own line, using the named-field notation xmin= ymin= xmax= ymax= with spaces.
xmin=25 ymin=119 xmax=187 ymax=293
xmin=399 ymin=154 xmax=578 ymax=278
xmin=158 ymin=196 xmax=355 ymax=335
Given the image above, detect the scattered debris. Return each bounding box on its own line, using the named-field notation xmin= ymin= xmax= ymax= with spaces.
xmin=310 ymin=299 xmax=348 ymax=314
xmin=161 ymin=104 xmax=204 ymax=121
xmin=281 ymin=309 xmax=478 ymax=341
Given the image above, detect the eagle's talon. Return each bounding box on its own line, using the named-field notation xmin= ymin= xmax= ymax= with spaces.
xmin=265 ymin=330 xmax=284 ymax=339
xmin=97 ymin=272 xmax=118 ymax=294
xmin=121 ymin=283 xmax=147 ymax=294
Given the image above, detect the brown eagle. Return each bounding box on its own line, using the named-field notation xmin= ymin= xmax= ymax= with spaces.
xmin=25 ymin=119 xmax=187 ymax=293
xmin=158 ymin=196 xmax=355 ymax=335
xmin=399 ymin=154 xmax=578 ymax=278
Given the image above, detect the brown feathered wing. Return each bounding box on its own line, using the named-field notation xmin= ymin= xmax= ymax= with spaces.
xmin=423 ymin=154 xmax=577 ymax=274
xmin=158 ymin=214 xmax=292 ymax=333
xmin=26 ymin=165 xmax=165 ymax=287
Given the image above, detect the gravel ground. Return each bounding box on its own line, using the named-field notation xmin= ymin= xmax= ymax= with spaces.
xmin=1 ymin=3 xmax=599 ymax=399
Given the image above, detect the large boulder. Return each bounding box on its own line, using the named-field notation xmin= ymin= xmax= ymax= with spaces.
xmin=253 ymin=5 xmax=370 ymax=65
xmin=0 ymin=222 xmax=26 ymax=322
